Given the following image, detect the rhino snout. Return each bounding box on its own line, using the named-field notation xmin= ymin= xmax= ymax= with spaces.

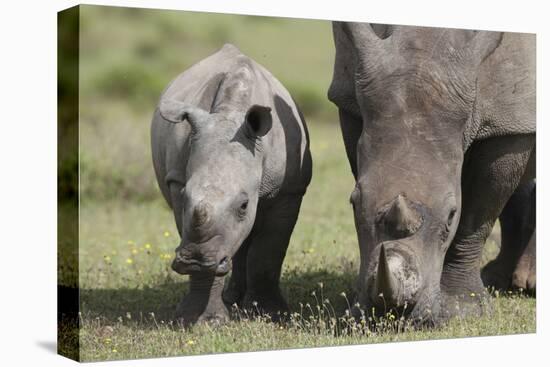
xmin=171 ymin=235 xmax=232 ymax=276
xmin=369 ymin=243 xmax=421 ymax=309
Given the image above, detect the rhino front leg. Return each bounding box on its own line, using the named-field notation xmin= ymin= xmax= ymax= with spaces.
xmin=441 ymin=134 xmax=534 ymax=320
xmin=242 ymin=194 xmax=304 ymax=320
xmin=222 ymin=237 xmax=250 ymax=307
xmin=482 ymin=181 xmax=536 ymax=292
xmin=175 ymin=273 xmax=229 ymax=327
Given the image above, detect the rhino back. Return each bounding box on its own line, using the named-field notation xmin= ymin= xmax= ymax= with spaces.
xmin=328 ymin=24 xmax=536 ymax=145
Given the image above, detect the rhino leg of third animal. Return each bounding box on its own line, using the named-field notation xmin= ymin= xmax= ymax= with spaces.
xmin=512 ymin=230 xmax=536 ymax=293
xmin=482 ymin=180 xmax=536 ymax=293
xmin=241 ymin=194 xmax=304 ymax=320
xmin=441 ymin=134 xmax=535 ymax=319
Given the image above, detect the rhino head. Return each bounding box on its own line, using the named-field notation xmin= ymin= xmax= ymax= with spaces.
xmin=159 ymin=99 xmax=272 ymax=277
xmin=338 ymin=23 xmax=502 ymax=321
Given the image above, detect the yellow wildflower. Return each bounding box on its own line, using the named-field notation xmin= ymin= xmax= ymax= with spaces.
xmin=186 ymin=340 xmax=195 ymax=345
xmin=163 ymin=231 xmax=170 ymax=237
xmin=126 ymin=258 xmax=133 ymax=265
xmin=131 ymin=249 xmax=138 ymax=255
xmin=144 ymin=243 xmax=152 ymax=249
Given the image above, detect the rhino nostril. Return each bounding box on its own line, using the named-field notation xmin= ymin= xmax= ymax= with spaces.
xmin=215 ymin=256 xmax=231 ymax=275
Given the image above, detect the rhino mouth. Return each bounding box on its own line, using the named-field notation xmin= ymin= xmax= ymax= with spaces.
xmin=171 ymin=256 xmax=232 ymax=276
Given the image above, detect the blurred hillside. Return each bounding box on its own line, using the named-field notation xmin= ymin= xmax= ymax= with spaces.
xmin=78 ymin=5 xmax=337 ymax=201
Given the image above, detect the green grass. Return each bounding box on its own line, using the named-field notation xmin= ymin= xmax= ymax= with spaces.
xmin=79 ymin=293 xmax=534 ymax=360
xmin=75 ymin=123 xmax=535 ymax=362
xmin=61 ymin=5 xmax=535 ymax=362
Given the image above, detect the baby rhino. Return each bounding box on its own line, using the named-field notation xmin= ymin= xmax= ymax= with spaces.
xmin=151 ymin=44 xmax=312 ymax=325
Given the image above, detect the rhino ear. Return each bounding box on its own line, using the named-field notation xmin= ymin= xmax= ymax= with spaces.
xmin=245 ymin=105 xmax=272 ymax=137
xmin=159 ymin=99 xmax=208 ymax=131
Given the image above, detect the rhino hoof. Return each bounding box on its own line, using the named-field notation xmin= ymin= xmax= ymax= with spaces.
xmin=175 ymin=294 xmax=229 ymax=327
xmin=481 ymin=260 xmax=511 ymax=291
xmin=242 ymin=291 xmax=290 ymax=321
xmin=511 ymin=259 xmax=536 ymax=294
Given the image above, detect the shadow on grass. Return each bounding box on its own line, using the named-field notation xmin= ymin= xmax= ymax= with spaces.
xmin=78 ymin=267 xmax=357 ymax=326
xmin=80 ymin=280 xmax=185 ymax=322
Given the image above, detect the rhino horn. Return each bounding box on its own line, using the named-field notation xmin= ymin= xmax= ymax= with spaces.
xmin=191 ymin=201 xmax=211 ymax=229
xmin=376 ymin=244 xmax=400 ymax=304
xmin=383 ymin=194 xmax=422 ymax=238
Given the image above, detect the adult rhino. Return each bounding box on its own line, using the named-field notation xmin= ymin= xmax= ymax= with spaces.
xmin=328 ymin=23 xmax=535 ymax=323
xmin=151 ymin=44 xmax=312 ymax=325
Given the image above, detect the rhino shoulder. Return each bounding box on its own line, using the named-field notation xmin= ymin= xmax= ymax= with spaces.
xmin=475 ymin=32 xmax=535 ymax=140
xmin=328 ymin=22 xmax=361 ymax=117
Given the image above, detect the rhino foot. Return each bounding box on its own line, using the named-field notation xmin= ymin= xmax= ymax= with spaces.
xmin=174 ymin=274 xmax=229 ymax=327
xmin=511 ymin=254 xmax=536 ymax=294
xmin=175 ymin=293 xmax=229 ymax=327
xmin=482 ymin=234 xmax=536 ymax=295
xmin=481 ymin=257 xmax=536 ymax=295
xmin=242 ymin=290 xmax=289 ymax=322
xmin=222 ymin=280 xmax=245 ymax=309
xmin=440 ymin=287 xmax=492 ymax=321
xmin=481 ymin=259 xmax=512 ymax=291
xmin=512 ymin=232 xmax=536 ymax=294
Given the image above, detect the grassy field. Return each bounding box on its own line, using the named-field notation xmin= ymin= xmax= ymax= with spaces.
xmin=61 ymin=5 xmax=535 ymax=362
xmin=75 ymin=122 xmax=535 ymax=361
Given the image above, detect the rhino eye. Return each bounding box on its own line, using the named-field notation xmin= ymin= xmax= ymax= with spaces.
xmin=237 ymin=199 xmax=249 ymax=220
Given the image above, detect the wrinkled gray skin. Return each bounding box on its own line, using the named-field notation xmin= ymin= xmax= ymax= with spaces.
xmin=328 ymin=23 xmax=535 ymax=324
xmin=151 ymin=44 xmax=312 ymax=325
xmin=482 ymin=180 xmax=536 ymax=294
